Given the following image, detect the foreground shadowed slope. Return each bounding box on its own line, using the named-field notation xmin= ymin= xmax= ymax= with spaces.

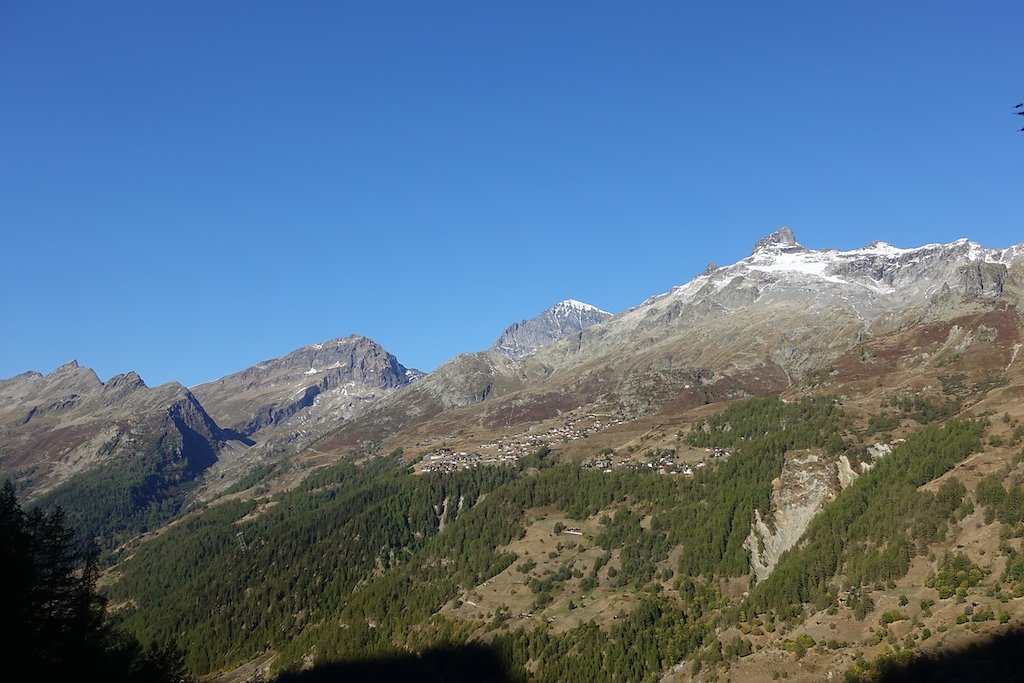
xmin=875 ymin=626 xmax=1024 ymax=682
xmin=273 ymin=644 xmax=519 ymax=683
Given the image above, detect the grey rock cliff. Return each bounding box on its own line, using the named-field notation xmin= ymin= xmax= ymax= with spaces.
xmin=960 ymin=262 xmax=1007 ymax=299
xmin=492 ymin=299 xmax=612 ymax=358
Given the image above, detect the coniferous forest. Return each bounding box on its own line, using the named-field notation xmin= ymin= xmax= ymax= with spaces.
xmin=52 ymin=396 xmax=986 ymax=681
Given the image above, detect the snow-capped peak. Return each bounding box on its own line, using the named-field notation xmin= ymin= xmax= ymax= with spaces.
xmin=492 ymin=299 xmax=614 ymax=358
xmin=552 ymin=299 xmax=612 ymax=316
xmin=684 ymin=233 xmax=1022 ymax=315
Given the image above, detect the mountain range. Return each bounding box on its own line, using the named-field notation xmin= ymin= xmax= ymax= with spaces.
xmin=4 ymin=228 xmax=1022 ymax=533
xmin=4 ymin=227 xmax=1024 ymax=682
xmin=0 ymin=297 xmax=613 ymax=535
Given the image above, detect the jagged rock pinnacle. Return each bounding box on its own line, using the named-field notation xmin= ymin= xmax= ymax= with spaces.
xmin=751 ymin=227 xmax=800 ymax=254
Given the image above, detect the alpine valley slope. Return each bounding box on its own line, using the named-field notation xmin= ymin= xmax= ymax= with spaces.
xmin=188 ymin=310 xmax=617 ymax=497
xmin=0 ymin=309 xmax=620 ymax=536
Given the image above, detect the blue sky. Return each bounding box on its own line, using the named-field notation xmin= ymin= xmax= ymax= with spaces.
xmin=1 ymin=1 xmax=1021 ymax=386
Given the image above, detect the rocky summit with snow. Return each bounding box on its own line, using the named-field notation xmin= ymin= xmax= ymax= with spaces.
xmin=515 ymin=227 xmax=1024 ymax=392
xmin=608 ymin=226 xmax=1022 ymax=339
xmin=492 ymin=298 xmax=613 ymax=358
xmin=675 ymin=227 xmax=1022 ymax=319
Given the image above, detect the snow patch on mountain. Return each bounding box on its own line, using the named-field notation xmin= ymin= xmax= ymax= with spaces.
xmin=552 ymin=299 xmax=612 ymax=316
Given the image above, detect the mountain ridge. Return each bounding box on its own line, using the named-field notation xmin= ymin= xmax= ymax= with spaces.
xmin=313 ymin=229 xmax=1024 ymax=457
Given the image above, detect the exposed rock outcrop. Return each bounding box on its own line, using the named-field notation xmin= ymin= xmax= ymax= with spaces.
xmin=960 ymin=262 xmax=1007 ymax=299
xmin=744 ymin=451 xmax=841 ymax=583
xmin=751 ymin=226 xmax=803 ymax=254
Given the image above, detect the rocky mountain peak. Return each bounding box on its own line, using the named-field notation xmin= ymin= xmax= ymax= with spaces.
xmin=277 ymin=335 xmax=411 ymax=389
xmin=493 ymin=299 xmax=613 ymax=358
xmin=751 ymin=227 xmax=802 ymax=255
xmin=98 ymin=371 xmax=148 ymax=404
xmin=191 ymin=334 xmax=417 ymax=437
xmin=105 ymin=371 xmax=146 ymax=389
xmin=39 ymin=360 xmax=103 ymax=396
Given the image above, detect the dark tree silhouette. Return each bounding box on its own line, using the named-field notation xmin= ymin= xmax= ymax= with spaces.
xmin=0 ymin=480 xmax=191 ymax=682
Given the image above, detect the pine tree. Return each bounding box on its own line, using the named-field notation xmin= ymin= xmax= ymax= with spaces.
xmin=0 ymin=480 xmax=191 ymax=682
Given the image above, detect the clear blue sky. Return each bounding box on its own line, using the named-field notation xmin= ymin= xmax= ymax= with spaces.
xmin=1 ymin=1 xmax=1021 ymax=387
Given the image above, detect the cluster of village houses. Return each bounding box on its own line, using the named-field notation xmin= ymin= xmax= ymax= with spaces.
xmin=479 ymin=414 xmax=626 ymax=456
xmin=418 ymin=414 xmax=625 ymax=473
xmin=418 ymin=412 xmax=734 ymax=476
xmin=580 ymin=446 xmax=732 ymax=476
xmin=420 ymin=449 xmax=487 ymax=473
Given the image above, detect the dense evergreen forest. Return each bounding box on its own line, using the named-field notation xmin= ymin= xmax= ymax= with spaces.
xmin=107 ymin=396 xmax=890 ymax=680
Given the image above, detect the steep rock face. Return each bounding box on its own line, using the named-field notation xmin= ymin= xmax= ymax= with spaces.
xmin=192 ymin=335 xmax=418 ymax=437
xmin=97 ymin=371 xmax=147 ymax=405
xmin=187 ymin=335 xmax=422 ymax=499
xmin=744 ymin=451 xmax=841 ymax=583
xmin=492 ymin=299 xmax=612 ymax=358
xmin=960 ymin=262 xmax=1007 ymax=299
